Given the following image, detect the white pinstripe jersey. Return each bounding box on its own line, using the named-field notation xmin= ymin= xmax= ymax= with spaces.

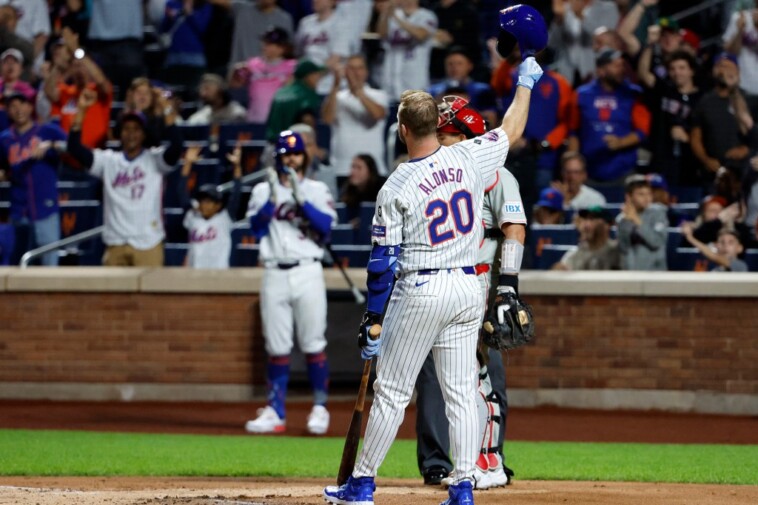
xmin=372 ymin=128 xmax=509 ymax=274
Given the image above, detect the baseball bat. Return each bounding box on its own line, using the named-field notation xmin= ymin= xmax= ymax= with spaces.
xmin=325 ymin=244 xmax=366 ymax=305
xmin=337 ymin=323 xmax=381 ymax=485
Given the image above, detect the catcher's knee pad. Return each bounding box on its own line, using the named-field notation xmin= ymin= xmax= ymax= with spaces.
xmin=486 ymin=391 xmax=502 ymax=451
xmin=476 ymin=389 xmax=489 ymax=450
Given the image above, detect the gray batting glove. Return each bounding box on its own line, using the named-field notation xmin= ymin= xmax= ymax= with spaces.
xmin=286 ymin=167 xmax=304 ymax=206
xmin=266 ymin=167 xmax=278 ymax=203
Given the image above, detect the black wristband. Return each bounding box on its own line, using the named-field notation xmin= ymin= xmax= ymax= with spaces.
xmin=498 ymin=274 xmax=519 ymax=292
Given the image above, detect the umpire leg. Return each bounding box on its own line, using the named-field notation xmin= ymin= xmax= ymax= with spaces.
xmin=415 ymin=351 xmax=453 ymax=481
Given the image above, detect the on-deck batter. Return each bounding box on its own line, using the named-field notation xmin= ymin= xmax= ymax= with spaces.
xmin=323 ymin=55 xmax=543 ymax=505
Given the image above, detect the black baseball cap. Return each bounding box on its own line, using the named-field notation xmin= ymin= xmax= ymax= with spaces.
xmin=595 ymin=48 xmax=623 ymax=67
xmin=196 ymin=184 xmax=223 ymax=202
xmin=262 ymin=27 xmax=289 ymax=45
xmin=578 ymin=205 xmax=612 ymax=223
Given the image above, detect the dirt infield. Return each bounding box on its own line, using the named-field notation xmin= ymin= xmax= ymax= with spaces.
xmin=1 ymin=399 xmax=757 ymax=504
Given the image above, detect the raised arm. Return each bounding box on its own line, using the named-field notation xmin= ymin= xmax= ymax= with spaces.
xmin=501 ymin=57 xmax=543 ymax=145
xmin=66 ymin=89 xmax=96 ymax=168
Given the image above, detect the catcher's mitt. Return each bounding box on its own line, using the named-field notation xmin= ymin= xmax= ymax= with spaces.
xmin=482 ymin=290 xmax=535 ymax=350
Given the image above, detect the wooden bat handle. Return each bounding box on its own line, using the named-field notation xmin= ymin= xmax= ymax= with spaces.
xmin=369 ymin=324 xmax=381 ymax=339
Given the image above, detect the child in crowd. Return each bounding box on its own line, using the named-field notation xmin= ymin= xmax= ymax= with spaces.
xmin=682 ymin=224 xmax=748 ymax=272
xmin=617 ymin=174 xmax=668 ymax=270
xmin=179 ymin=144 xmax=243 ymax=269
xmin=533 ymin=187 xmax=565 ymax=224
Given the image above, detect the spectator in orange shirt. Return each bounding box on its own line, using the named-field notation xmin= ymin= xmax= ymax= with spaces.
xmin=43 ymin=28 xmax=112 ymax=149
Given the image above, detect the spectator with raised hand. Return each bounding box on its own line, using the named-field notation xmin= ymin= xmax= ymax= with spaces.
xmin=0 ymin=89 xmax=67 ymax=266
xmin=185 ymin=73 xmax=247 ymax=126
xmin=322 ymin=53 xmax=388 ymax=182
xmin=552 ymin=151 xmax=607 ymax=211
xmin=265 ymin=60 xmax=325 ymax=142
xmin=66 ymin=88 xmax=183 ymax=267
xmin=229 ymin=27 xmax=296 ymax=124
xmin=638 ymin=46 xmax=702 ymax=187
xmin=678 ymin=194 xmax=753 ymax=248
xmin=295 ymin=0 xmax=351 ymax=96
xmin=549 ymin=0 xmax=620 ymax=85
xmin=691 ymin=53 xmax=755 ymax=188
xmin=178 ymin=144 xmax=243 ymax=269
xmin=682 ymin=224 xmax=749 ymax=272
xmin=116 ymin=77 xmax=173 ymax=147
xmin=45 ymin=26 xmax=112 ymax=149
xmin=568 ymin=48 xmax=651 ymax=184
xmin=377 ymin=0 xmax=437 ymax=101
xmin=617 ymin=174 xmax=668 ymax=271
xmin=723 ymin=0 xmax=758 ymax=119
xmin=553 ymin=206 xmax=620 ymax=270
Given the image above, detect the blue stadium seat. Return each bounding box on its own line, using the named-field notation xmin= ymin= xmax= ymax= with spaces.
xmin=533 ymin=244 xmax=576 ymax=270
xmin=230 ymin=223 xmax=259 ymax=267
xmin=177 ymin=124 xmax=211 ymax=142
xmin=589 ymin=185 xmax=625 ymax=203
xmin=59 ymin=200 xmax=102 ymax=238
xmin=356 ymin=202 xmax=375 ymax=245
xmin=163 ymin=207 xmax=187 ymax=243
xmin=670 ymin=202 xmax=699 ymax=220
xmin=57 ymin=180 xmax=99 ymax=201
xmin=0 ymin=181 xmax=9 ymax=203
xmin=744 ymin=249 xmax=758 ymax=271
xmin=669 ymin=186 xmax=703 ymax=204
xmin=666 ymin=227 xmax=682 ymax=266
xmin=334 ymin=202 xmax=348 ymax=224
xmin=529 ymin=224 xmax=579 ymax=262
xmin=330 ymin=224 xmax=357 ymax=245
xmin=164 ymin=243 xmax=188 ymax=266
xmin=315 ymin=122 xmax=331 ymax=151
xmin=329 ymin=244 xmax=371 ymax=267
xmin=668 ymin=247 xmax=712 ymax=271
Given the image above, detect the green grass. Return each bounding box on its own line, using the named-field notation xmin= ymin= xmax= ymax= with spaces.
xmin=1 ymin=429 xmax=757 ymax=485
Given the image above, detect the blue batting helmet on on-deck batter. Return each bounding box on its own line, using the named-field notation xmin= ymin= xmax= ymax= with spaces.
xmin=275 ymin=130 xmax=307 ymax=173
xmin=496 ymin=4 xmax=548 ymax=59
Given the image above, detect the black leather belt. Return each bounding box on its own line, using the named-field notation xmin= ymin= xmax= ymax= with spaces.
xmin=275 ymin=259 xmax=317 ymax=270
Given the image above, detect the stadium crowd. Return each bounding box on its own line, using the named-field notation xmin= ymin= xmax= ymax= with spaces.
xmin=0 ymin=0 xmax=756 ymax=272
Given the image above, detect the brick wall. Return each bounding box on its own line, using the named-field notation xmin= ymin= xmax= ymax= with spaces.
xmin=1 ymin=292 xmax=755 ymax=397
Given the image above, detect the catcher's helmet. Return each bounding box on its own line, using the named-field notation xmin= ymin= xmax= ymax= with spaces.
xmin=497 ymin=4 xmax=548 ymax=59
xmin=437 ymin=96 xmax=486 ymax=139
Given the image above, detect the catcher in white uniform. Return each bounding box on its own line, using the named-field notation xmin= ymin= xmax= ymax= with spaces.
xmin=324 ymin=56 xmax=543 ymax=505
xmin=244 ymin=130 xmax=337 ymax=436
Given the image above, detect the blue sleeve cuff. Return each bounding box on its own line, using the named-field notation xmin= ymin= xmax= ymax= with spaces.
xmin=250 ymin=200 xmax=275 ymax=239
xmin=302 ymin=201 xmax=333 ymax=236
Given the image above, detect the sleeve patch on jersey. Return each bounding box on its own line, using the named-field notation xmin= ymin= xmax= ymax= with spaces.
xmin=484 ymin=131 xmax=500 ymax=142
xmin=503 ymin=200 xmax=523 ymax=214
xmin=474 ymin=139 xmax=482 ymax=144
xmin=372 ymin=225 xmax=386 ymax=237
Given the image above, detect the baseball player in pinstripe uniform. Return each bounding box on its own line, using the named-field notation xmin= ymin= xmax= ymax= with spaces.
xmin=324 ymin=55 xmax=543 ymax=505
xmin=417 ymin=98 xmax=526 ymax=490
xmin=244 ymin=130 xmax=337 ymax=435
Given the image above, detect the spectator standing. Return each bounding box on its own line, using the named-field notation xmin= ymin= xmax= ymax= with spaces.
xmin=553 ymin=206 xmax=620 ymax=270
xmin=0 ymin=48 xmax=36 ymax=130
xmin=616 ymin=174 xmax=668 ymax=270
xmin=288 ymin=122 xmax=338 ymax=200
xmin=322 ymin=54 xmax=388 ymax=180
xmin=430 ymin=0 xmax=481 ymax=81
xmin=568 ymin=48 xmax=651 ymax=183
xmin=552 ymin=151 xmax=607 ymax=210
xmin=637 ymin=47 xmax=702 ymax=187
xmin=66 ymin=89 xmax=183 ymax=266
xmin=217 ymin=0 xmax=293 ymax=67
xmin=5 ymin=0 xmax=50 ymax=75
xmin=723 ymin=0 xmax=758 ymax=119
xmin=691 ymin=53 xmax=755 ymax=188
xmin=428 ymin=47 xmax=497 ymax=127
xmin=45 ymin=27 xmax=113 ymax=149
xmin=0 ymin=90 xmax=66 ymax=266
xmin=549 ymin=0 xmax=620 ymax=85
xmin=184 ymin=73 xmax=247 ymax=126
xmin=0 ymin=3 xmax=34 ymax=80
xmin=265 ymin=60 xmax=324 ymax=142
xmin=86 ymin=0 xmax=145 ymax=99
xmin=229 ymin=27 xmax=296 ymax=124
xmin=117 ymin=77 xmax=172 ymax=147
xmin=295 ymin=0 xmax=351 ymax=95
xmin=335 ymin=0 xmax=373 ymax=55
xmin=682 ymin=224 xmax=749 ymax=272
xmin=178 ymin=144 xmax=242 ymax=269
xmin=377 ymin=0 xmax=438 ymax=101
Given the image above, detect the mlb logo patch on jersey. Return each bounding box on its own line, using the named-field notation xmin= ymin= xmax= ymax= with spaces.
xmin=503 ymin=201 xmax=523 ymax=214
xmin=372 ymin=225 xmax=386 ymax=237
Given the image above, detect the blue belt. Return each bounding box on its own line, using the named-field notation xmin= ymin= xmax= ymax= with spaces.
xmin=417 ymin=266 xmax=476 ymax=276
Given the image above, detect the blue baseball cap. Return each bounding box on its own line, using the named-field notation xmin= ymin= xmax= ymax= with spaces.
xmin=646 ymin=173 xmax=668 ymax=191
xmin=714 ymin=52 xmax=739 ymax=69
xmin=536 ymin=187 xmax=564 ymax=211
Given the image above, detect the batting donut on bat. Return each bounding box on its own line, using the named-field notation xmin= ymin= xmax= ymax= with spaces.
xmin=415 ymin=96 xmax=531 ymax=490
xmin=244 ymin=130 xmax=337 ymax=436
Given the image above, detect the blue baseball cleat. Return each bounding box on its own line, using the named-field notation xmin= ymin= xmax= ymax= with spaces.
xmin=323 ymin=476 xmax=375 ymax=505
xmin=440 ymin=480 xmax=474 ymax=505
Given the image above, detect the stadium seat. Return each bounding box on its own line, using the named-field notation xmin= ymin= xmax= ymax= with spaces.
xmin=178 ymin=124 xmax=211 ymax=142
xmin=669 ymin=186 xmax=703 ymax=204
xmin=59 ymin=200 xmax=102 ymax=238
xmin=330 ymin=224 xmax=357 ymax=245
xmin=163 ymin=207 xmax=187 ymax=243
xmin=329 ymin=244 xmax=371 ymax=267
xmin=334 ymin=202 xmax=348 ymax=224
xmin=668 ymin=247 xmax=712 ymax=271
xmin=356 ymin=202 xmax=375 ymax=245
xmin=164 ymin=243 xmax=188 ymax=266
xmin=744 ymin=249 xmax=758 ymax=271
xmin=533 ymin=244 xmax=576 ymax=270
xmin=589 ymin=185 xmax=625 ymax=203
xmin=230 ymin=223 xmax=259 ymax=267
xmin=666 ymin=228 xmax=682 ymax=266
xmin=529 ymin=224 xmax=579 ymax=261
xmin=57 ymin=180 xmax=99 ymax=201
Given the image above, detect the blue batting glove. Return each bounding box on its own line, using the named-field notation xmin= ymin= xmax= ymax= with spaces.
xmin=360 ymin=336 xmax=381 ymax=360
xmin=357 ymin=311 xmax=382 ymax=360
xmin=517 ymin=56 xmax=543 ymax=90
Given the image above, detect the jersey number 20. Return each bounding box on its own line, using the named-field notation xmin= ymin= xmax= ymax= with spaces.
xmin=425 ymin=190 xmax=473 ymax=246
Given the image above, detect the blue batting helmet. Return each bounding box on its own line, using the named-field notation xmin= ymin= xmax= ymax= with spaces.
xmin=275 ymin=130 xmax=308 ymax=173
xmin=497 ymin=4 xmax=548 ymax=59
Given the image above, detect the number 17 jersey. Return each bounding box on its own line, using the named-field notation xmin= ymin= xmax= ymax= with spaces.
xmin=371 ymin=128 xmax=509 ymax=274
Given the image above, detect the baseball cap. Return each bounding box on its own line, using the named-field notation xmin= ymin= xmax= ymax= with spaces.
xmin=262 ymin=27 xmax=289 ymax=45
xmin=657 ymin=17 xmax=680 ymax=32
xmin=679 ymin=28 xmax=700 ymax=51
xmin=0 ymin=48 xmax=23 ymax=65
xmin=646 ymin=173 xmax=668 ymax=192
xmin=535 ymin=187 xmax=564 ymax=211
xmin=120 ymin=110 xmax=148 ymax=129
xmin=196 ymin=184 xmax=223 ymax=203
xmin=578 ymin=205 xmax=612 ymax=223
xmin=294 ymin=59 xmax=326 ymax=80
xmin=714 ymin=52 xmax=739 ymax=69
xmin=595 ymin=47 xmax=622 ymax=67
xmin=702 ymin=195 xmax=727 ymax=209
